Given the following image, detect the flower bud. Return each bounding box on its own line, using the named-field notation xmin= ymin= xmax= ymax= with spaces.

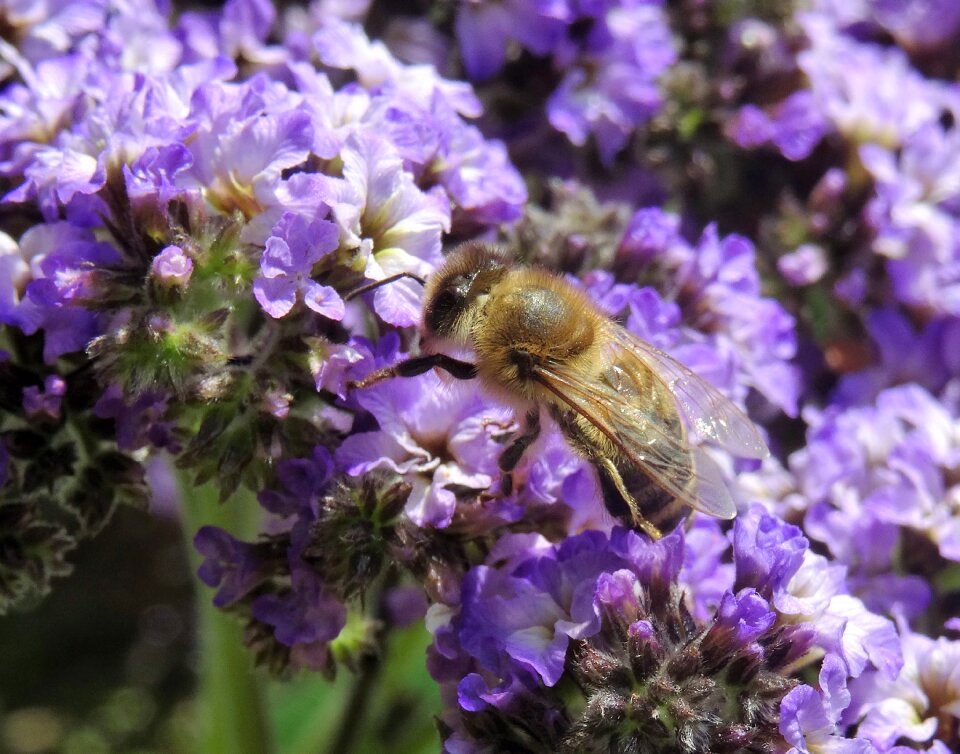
xmin=150 ymin=245 xmax=193 ymax=287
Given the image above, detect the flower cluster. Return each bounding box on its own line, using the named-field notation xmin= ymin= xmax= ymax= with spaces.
xmin=452 ymin=0 xmax=677 ymax=163
xmin=2 ymin=0 xmax=960 ymax=752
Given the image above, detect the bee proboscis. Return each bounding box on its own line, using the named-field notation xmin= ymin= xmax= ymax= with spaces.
xmin=351 ymin=243 xmax=768 ymax=539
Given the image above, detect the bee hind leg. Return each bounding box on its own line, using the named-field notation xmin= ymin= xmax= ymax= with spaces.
xmin=597 ymin=458 xmax=663 ymax=541
xmin=497 ymin=410 xmax=540 ymax=496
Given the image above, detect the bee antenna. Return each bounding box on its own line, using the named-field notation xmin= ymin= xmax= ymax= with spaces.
xmin=344 ymin=272 xmax=427 ymax=301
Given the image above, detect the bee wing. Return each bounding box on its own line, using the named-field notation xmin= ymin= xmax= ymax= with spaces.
xmin=532 ymin=324 xmax=769 ymax=520
xmin=606 ymin=326 xmax=769 ymax=460
xmin=533 ymin=355 xmax=739 ymax=519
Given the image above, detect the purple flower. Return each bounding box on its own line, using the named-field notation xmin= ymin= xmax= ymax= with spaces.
xmin=781 ymin=654 xmax=876 ymax=754
xmin=188 ymin=96 xmax=314 ymax=224
xmin=519 ymin=432 xmax=608 ymax=532
xmin=22 ymin=374 xmax=66 ymax=421
xmin=546 ymin=1 xmax=676 ymax=163
xmin=453 ymin=0 xmax=566 ymax=81
xmin=798 ymin=13 xmax=958 ymax=149
xmin=615 ymin=209 xmax=801 ymax=415
xmin=93 ymin=384 xmax=178 ymax=452
xmin=733 ymin=508 xmax=902 ymax=681
xmin=15 ymin=224 xmax=119 ymax=362
xmin=0 ymin=230 xmax=31 ymax=326
xmin=314 ymin=17 xmax=482 ymax=119
xmin=779 ymin=244 xmax=829 ymax=286
xmin=336 ymin=368 xmax=511 ymax=528
xmin=430 ymin=117 xmax=526 ymax=226
xmin=251 ymin=560 xmax=347 ymax=648
xmin=869 ymin=0 xmax=960 ymax=52
xmin=680 ymin=516 xmax=735 ymax=621
xmin=848 ymin=624 xmax=960 ymax=752
xmin=258 ymin=446 xmax=334 ymax=518
xmin=194 ymin=525 xmax=272 ymax=608
xmin=453 ymin=529 xmax=679 ymax=686
xmin=308 ymin=336 xmax=372 ymax=401
xmin=733 ymin=505 xmax=808 ymax=601
xmin=833 ymin=309 xmax=960 ymax=407
xmin=729 ymin=91 xmax=830 ymax=162
xmin=433 ymin=525 xmax=816 ymax=752
xmin=323 ymin=132 xmax=448 ymax=326
xmin=150 ymin=245 xmax=193 ymax=287
xmin=253 ymin=211 xmax=344 ymax=319
xmin=860 ymin=124 xmax=960 ymax=315
xmin=806 ymin=386 xmax=960 ymax=563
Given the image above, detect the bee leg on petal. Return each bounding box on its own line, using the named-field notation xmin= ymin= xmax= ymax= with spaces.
xmin=497 ymin=410 xmax=541 ymax=496
xmin=596 ymin=458 xmax=663 ymax=541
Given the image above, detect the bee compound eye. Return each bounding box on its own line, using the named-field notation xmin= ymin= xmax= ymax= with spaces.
xmin=425 ymin=285 xmax=465 ymax=337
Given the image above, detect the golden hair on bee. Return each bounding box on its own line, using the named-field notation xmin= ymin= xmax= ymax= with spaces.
xmin=352 ymin=242 xmax=768 ymax=539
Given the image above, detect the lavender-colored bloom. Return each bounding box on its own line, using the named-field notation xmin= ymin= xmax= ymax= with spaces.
xmin=681 ymin=225 xmax=800 ymax=415
xmin=311 ymin=17 xmax=527 ymax=227
xmin=22 ymin=374 xmax=66 ymax=421
xmin=519 ymin=431 xmax=609 ymax=533
xmin=0 ymin=230 xmax=30 ymax=325
xmin=453 ymin=0 xmax=566 ymax=81
xmin=432 ymin=525 xmax=821 ymax=752
xmin=817 ymin=0 xmax=960 ymax=53
xmin=680 ymin=516 xmax=735 ymax=621
xmin=872 ymin=0 xmax=960 ymax=52
xmin=314 ymin=17 xmax=482 ymax=119
xmin=253 ymin=211 xmax=344 ymax=319
xmin=251 ymin=559 xmax=347 ymax=648
xmin=779 ymin=244 xmax=829 ymax=286
xmin=733 ymin=508 xmax=903 ymax=681
xmin=457 ymin=529 xmax=651 ymax=686
xmin=336 ymin=368 xmax=511 ymax=528
xmin=322 ymin=132 xmax=448 ymax=326
xmin=0 ymin=50 xmax=91 ymax=174
xmin=429 ymin=116 xmax=526 ymax=226
xmin=93 ymin=384 xmax=179 ymax=452
xmin=188 ymin=99 xmax=315 ymax=224
xmin=15 ymin=225 xmax=119 ymax=362
xmin=833 ymin=309 xmax=960 ymax=407
xmin=546 ymin=1 xmax=676 ymax=164
xmin=194 ymin=525 xmax=271 ymax=608
xmin=743 ymin=376 xmax=960 ymax=620
xmin=258 ymin=446 xmax=334 ymax=518
xmin=150 ymin=244 xmax=193 ymax=287
xmin=731 ymin=11 xmax=960 ymax=166
xmin=860 ymin=124 xmax=960 ymax=315
xmin=732 ymin=505 xmax=808 ymax=601
xmin=2 ymin=0 xmax=112 ymax=64
xmin=847 ymin=624 xmax=960 ymax=752
xmin=802 ymin=386 xmax=960 ymax=563
xmin=308 ymin=336 xmax=372 ymax=401
xmin=797 ymin=13 xmax=959 ymax=150
xmin=615 ymin=209 xmax=800 ymax=415
xmin=781 ymin=654 xmax=877 ymax=754
xmin=729 ymin=91 xmax=830 ymax=162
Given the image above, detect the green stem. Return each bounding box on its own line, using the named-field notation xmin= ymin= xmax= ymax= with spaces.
xmin=176 ymin=467 xmax=273 ymax=754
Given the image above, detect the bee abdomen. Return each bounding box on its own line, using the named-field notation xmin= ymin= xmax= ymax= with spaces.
xmin=551 ymin=405 xmax=693 ymax=536
xmin=596 ymin=460 xmax=691 ymax=534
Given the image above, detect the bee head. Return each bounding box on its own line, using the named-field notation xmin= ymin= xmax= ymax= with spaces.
xmin=423 ymin=242 xmax=510 ymax=342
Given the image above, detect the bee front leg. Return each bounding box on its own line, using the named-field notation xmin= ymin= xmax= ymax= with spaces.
xmin=497 ymin=410 xmax=541 ymax=496
xmin=349 ymin=354 xmax=478 ymax=390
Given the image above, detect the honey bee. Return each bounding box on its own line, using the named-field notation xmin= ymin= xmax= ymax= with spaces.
xmin=351 ymin=242 xmax=768 ymax=539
